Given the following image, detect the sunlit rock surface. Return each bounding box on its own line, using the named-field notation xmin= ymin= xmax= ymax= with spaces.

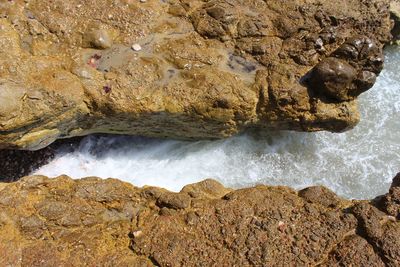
xmin=0 ymin=175 xmax=399 ymax=266
xmin=0 ymin=0 xmax=393 ymax=150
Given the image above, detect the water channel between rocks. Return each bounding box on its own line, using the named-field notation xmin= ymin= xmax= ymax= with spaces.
xmin=33 ymin=46 xmax=400 ymax=200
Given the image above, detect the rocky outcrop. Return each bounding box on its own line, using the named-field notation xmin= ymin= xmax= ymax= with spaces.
xmin=0 ymin=0 xmax=393 ymax=150
xmin=376 ymin=173 xmax=400 ymax=220
xmin=0 ymin=175 xmax=399 ymax=266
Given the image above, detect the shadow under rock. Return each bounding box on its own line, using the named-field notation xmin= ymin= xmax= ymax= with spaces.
xmin=0 ymin=137 xmax=82 ymax=182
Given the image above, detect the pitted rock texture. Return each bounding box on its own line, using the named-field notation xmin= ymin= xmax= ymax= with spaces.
xmin=0 ymin=176 xmax=399 ymax=266
xmin=377 ymin=173 xmax=400 ymax=220
xmin=0 ymin=0 xmax=393 ymax=150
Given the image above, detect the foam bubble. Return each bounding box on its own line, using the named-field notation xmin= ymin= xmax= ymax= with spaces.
xmin=34 ymin=47 xmax=400 ymax=199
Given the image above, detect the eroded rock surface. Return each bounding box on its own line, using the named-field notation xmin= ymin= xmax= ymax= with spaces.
xmin=377 ymin=173 xmax=400 ymax=220
xmin=0 ymin=175 xmax=399 ymax=266
xmin=0 ymin=0 xmax=393 ymax=150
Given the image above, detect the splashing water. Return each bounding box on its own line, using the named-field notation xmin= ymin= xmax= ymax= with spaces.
xmin=34 ymin=47 xmax=400 ymax=199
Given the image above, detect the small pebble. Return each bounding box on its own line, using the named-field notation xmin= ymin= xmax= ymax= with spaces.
xmin=131 ymin=43 xmax=142 ymax=51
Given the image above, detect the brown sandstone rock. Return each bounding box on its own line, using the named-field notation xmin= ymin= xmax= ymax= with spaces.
xmin=0 ymin=0 xmax=393 ymax=150
xmin=0 ymin=175 xmax=399 ymax=266
xmin=377 ymin=173 xmax=400 ymax=220
xmin=325 ymin=235 xmax=386 ymax=266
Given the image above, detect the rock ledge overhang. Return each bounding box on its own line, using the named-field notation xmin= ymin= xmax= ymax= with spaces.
xmin=0 ymin=0 xmax=394 ymax=150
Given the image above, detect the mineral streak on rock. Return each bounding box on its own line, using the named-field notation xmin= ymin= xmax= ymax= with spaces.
xmin=0 ymin=175 xmax=398 ymax=266
xmin=0 ymin=0 xmax=393 ymax=150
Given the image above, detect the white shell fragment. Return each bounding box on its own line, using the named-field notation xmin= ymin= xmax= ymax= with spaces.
xmin=131 ymin=44 xmax=142 ymax=51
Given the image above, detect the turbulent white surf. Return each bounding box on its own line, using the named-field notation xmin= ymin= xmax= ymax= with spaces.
xmin=34 ymin=47 xmax=400 ymax=199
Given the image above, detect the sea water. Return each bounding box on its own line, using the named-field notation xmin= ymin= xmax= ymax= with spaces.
xmin=33 ymin=46 xmax=400 ymax=199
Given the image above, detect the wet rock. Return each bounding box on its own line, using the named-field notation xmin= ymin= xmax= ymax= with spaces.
xmin=334 ymin=43 xmax=360 ymax=60
xmin=0 ymin=175 xmax=399 ymax=266
xmin=390 ymin=1 xmax=400 ymax=43
xmin=355 ymin=70 xmax=377 ymax=91
xmin=335 ymin=36 xmax=384 ymax=72
xmin=306 ymin=34 xmax=384 ymax=102
xmin=0 ymin=148 xmax=54 ymax=182
xmin=0 ymin=137 xmax=81 ymax=182
xmin=0 ymin=0 xmax=393 ymax=149
xmin=309 ymin=57 xmax=358 ymax=101
xmin=392 ymin=172 xmax=400 ymax=187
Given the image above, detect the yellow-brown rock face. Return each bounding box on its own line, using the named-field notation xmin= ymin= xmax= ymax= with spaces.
xmin=0 ymin=175 xmax=399 ymax=266
xmin=0 ymin=0 xmax=393 ymax=149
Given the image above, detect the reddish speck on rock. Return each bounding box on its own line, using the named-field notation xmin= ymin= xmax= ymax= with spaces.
xmin=103 ymin=85 xmax=112 ymax=94
xmin=88 ymin=54 xmax=102 ymax=68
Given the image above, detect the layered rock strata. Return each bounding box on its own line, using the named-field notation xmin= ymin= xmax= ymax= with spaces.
xmin=0 ymin=175 xmax=399 ymax=266
xmin=0 ymin=0 xmax=393 ymax=150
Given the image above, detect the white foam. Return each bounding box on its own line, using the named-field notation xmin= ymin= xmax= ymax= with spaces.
xmin=34 ymin=47 xmax=400 ymax=199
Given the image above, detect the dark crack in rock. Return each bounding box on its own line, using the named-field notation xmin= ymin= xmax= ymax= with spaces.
xmin=0 ymin=0 xmax=393 ymax=150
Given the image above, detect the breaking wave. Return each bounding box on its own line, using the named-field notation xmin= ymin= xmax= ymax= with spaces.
xmin=34 ymin=46 xmax=400 ymax=199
